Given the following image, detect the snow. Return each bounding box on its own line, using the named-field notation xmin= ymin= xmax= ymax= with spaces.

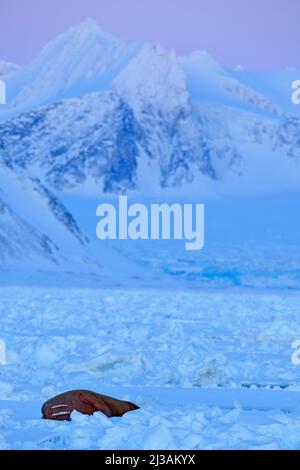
xmin=180 ymin=51 xmax=281 ymax=115
xmin=0 ymin=19 xmax=141 ymax=119
xmin=1 ymin=19 xmax=299 ymax=198
xmin=232 ymin=67 xmax=300 ymax=116
xmin=1 ymin=194 xmax=298 ymax=449
xmin=1 ymin=285 xmax=300 ymax=449
xmin=2 ymin=79 xmax=299 ymax=196
xmin=0 ymin=17 xmax=284 ymax=122
xmin=113 ymin=43 xmax=189 ymax=118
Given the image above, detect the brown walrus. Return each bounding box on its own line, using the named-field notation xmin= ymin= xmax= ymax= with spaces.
xmin=42 ymin=389 xmax=139 ymax=421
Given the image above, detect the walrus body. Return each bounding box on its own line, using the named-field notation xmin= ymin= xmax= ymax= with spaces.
xmin=42 ymin=389 xmax=139 ymax=421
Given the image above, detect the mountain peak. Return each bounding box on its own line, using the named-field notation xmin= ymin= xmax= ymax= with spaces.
xmin=42 ymin=17 xmax=120 ymax=54
xmin=67 ymin=17 xmax=118 ymax=44
xmin=75 ymin=17 xmax=100 ymax=31
xmin=3 ymin=18 xmax=134 ymax=116
xmin=113 ymin=43 xmax=189 ymax=117
xmin=180 ymin=50 xmax=224 ymax=75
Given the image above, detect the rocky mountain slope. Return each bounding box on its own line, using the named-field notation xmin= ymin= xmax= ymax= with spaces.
xmin=0 ymin=19 xmax=299 ymax=195
xmin=0 ymin=19 xmax=300 ymax=269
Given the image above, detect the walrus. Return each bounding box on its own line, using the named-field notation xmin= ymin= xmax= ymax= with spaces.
xmin=42 ymin=389 xmax=139 ymax=421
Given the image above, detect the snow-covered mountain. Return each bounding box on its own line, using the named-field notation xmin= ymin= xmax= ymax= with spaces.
xmin=0 ymin=19 xmax=141 ymax=119
xmin=0 ymin=18 xmax=299 ymax=197
xmin=0 ymin=40 xmax=218 ymax=194
xmin=0 ymin=166 xmax=93 ymax=268
xmin=180 ymin=51 xmax=283 ymax=116
xmin=0 ymin=20 xmax=292 ymax=120
xmin=0 ymin=157 xmax=154 ymax=278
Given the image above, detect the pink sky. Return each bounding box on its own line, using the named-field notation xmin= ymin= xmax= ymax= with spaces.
xmin=1 ymin=0 xmax=299 ymax=71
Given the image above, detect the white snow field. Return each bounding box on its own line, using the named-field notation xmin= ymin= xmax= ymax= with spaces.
xmin=1 ymin=285 xmax=300 ymax=450
xmin=0 ymin=194 xmax=299 ymax=450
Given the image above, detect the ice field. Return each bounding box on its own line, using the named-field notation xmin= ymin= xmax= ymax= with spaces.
xmin=1 ymin=285 xmax=300 ymax=449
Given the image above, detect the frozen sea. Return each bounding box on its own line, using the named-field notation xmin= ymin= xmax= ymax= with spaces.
xmin=0 ymin=194 xmax=300 ymax=449
xmin=1 ymin=285 xmax=300 ymax=450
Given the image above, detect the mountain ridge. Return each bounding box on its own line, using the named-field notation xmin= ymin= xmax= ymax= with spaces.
xmin=1 ymin=19 xmax=300 ymax=271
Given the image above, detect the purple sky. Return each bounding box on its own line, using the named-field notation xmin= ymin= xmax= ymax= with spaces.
xmin=1 ymin=0 xmax=299 ymax=71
